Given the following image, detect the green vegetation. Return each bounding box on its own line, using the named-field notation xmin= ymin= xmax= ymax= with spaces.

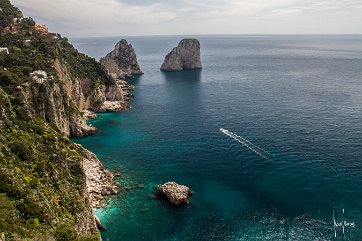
xmin=58 ymin=36 xmax=114 ymax=86
xmin=0 ymin=31 xmax=113 ymax=87
xmin=0 ymin=0 xmax=113 ymax=88
xmin=0 ymin=0 xmax=22 ymax=27
xmin=0 ymin=0 xmax=111 ymax=240
xmin=0 ymin=90 xmax=100 ymax=240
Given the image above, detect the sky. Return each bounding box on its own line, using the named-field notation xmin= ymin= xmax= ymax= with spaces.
xmin=12 ymin=0 xmax=362 ymax=37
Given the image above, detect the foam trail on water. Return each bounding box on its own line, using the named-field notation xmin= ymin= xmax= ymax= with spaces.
xmin=227 ymin=130 xmax=271 ymax=156
xmin=220 ymin=128 xmax=271 ymax=160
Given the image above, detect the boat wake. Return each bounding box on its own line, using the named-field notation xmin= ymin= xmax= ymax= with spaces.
xmin=220 ymin=128 xmax=271 ymax=160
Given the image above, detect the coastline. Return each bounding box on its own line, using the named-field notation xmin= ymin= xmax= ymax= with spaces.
xmin=75 ymin=94 xmax=135 ymax=235
xmin=75 ymin=79 xmax=137 ymax=233
xmin=82 ymin=147 xmax=118 ymax=208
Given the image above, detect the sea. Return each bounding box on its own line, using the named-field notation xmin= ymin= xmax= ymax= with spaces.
xmin=70 ymin=35 xmax=362 ymax=241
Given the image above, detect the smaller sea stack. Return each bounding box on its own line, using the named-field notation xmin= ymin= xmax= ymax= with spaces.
xmin=157 ymin=182 xmax=192 ymax=205
xmin=160 ymin=39 xmax=202 ymax=71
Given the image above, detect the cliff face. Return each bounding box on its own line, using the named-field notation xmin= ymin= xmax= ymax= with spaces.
xmin=161 ymin=39 xmax=202 ymax=71
xmin=100 ymin=39 xmax=143 ymax=80
xmin=53 ymin=58 xmax=132 ymax=114
xmin=2 ymin=42 xmax=136 ymax=137
xmin=8 ymin=78 xmax=96 ymax=137
xmin=0 ymin=88 xmax=101 ymax=240
xmin=0 ymin=1 xmax=131 ymax=240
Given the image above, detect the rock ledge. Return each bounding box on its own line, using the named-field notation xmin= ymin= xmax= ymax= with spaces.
xmin=82 ymin=149 xmax=118 ymax=207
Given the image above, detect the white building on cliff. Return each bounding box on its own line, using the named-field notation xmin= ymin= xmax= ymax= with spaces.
xmin=30 ymin=70 xmax=48 ymax=84
xmin=0 ymin=48 xmax=9 ymax=54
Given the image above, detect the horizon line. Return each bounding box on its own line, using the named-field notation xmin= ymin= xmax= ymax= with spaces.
xmin=69 ymin=33 xmax=362 ymax=39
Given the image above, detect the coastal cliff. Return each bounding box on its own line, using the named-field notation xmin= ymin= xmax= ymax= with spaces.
xmin=1 ymin=20 xmax=137 ymax=138
xmin=53 ymin=57 xmax=133 ymax=117
xmin=161 ymin=39 xmax=202 ymax=71
xmin=1 ymin=38 xmax=135 ymax=137
xmin=0 ymin=0 xmax=130 ymax=240
xmin=0 ymin=88 xmax=101 ymax=240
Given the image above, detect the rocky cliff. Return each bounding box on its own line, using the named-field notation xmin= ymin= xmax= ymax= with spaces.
xmin=53 ymin=58 xmax=133 ymax=118
xmin=7 ymin=76 xmax=96 ymax=138
xmin=161 ymin=39 xmax=202 ymax=71
xmin=1 ymin=36 xmax=136 ymax=137
xmin=0 ymin=0 xmax=132 ymax=240
xmin=0 ymin=88 xmax=102 ymax=240
xmin=100 ymin=39 xmax=143 ymax=80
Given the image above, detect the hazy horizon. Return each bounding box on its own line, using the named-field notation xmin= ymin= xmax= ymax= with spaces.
xmin=68 ymin=33 xmax=362 ymax=39
xmin=12 ymin=0 xmax=362 ymax=38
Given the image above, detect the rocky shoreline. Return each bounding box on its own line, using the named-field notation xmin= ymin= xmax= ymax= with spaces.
xmin=82 ymin=148 xmax=118 ymax=208
xmin=70 ymin=39 xmax=144 ymax=234
xmin=76 ymin=38 xmax=201 ymax=230
xmin=72 ymin=38 xmax=201 ymax=236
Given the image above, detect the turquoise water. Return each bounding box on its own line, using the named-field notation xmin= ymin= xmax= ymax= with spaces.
xmin=71 ymin=35 xmax=362 ymax=240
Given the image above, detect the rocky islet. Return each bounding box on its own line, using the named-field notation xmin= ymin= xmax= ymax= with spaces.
xmin=100 ymin=39 xmax=143 ymax=80
xmin=157 ymin=182 xmax=193 ymax=205
xmin=161 ymin=39 xmax=202 ymax=71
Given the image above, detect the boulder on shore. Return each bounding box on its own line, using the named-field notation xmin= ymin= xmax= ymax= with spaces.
xmin=160 ymin=39 xmax=202 ymax=72
xmin=157 ymin=182 xmax=192 ymax=205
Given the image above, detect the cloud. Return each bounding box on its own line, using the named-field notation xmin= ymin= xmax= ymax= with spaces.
xmin=12 ymin=0 xmax=177 ymax=36
xmin=183 ymin=0 xmax=362 ymax=18
xmin=12 ymin=0 xmax=362 ymax=36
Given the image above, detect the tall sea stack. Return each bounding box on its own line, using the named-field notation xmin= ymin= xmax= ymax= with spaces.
xmin=100 ymin=39 xmax=143 ymax=80
xmin=161 ymin=39 xmax=202 ymax=71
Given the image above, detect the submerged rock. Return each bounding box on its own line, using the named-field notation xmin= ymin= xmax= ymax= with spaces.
xmin=157 ymin=182 xmax=192 ymax=205
xmin=161 ymin=39 xmax=202 ymax=71
xmin=100 ymin=39 xmax=143 ymax=80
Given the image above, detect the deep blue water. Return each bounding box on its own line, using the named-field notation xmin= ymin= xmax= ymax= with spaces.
xmin=71 ymin=35 xmax=362 ymax=240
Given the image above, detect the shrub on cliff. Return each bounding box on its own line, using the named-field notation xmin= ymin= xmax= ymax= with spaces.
xmin=0 ymin=1 xmax=110 ymax=239
xmin=0 ymin=89 xmax=98 ymax=240
xmin=0 ymin=6 xmax=112 ymax=88
xmin=0 ymin=0 xmax=22 ymax=27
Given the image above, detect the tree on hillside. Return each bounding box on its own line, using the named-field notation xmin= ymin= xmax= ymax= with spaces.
xmin=0 ymin=0 xmax=22 ymax=27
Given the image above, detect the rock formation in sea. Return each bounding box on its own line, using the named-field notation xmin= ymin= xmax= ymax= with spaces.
xmin=160 ymin=39 xmax=202 ymax=71
xmin=157 ymin=182 xmax=193 ymax=205
xmin=100 ymin=39 xmax=143 ymax=80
